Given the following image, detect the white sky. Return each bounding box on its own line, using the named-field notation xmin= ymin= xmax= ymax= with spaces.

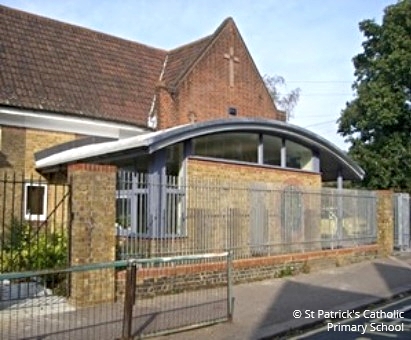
xmin=1 ymin=0 xmax=395 ymax=150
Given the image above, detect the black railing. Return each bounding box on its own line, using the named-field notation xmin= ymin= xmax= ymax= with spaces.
xmin=0 ymin=172 xmax=70 ymax=273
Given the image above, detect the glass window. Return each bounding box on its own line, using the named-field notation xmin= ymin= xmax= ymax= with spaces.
xmin=24 ymin=183 xmax=47 ymax=220
xmin=193 ymin=132 xmax=258 ymax=163
xmin=116 ymin=197 xmax=132 ymax=229
xmin=263 ymin=135 xmax=282 ymax=166
xmin=116 ymin=172 xmax=148 ymax=236
xmin=286 ymin=140 xmax=313 ymax=170
xmin=166 ymin=143 xmax=184 ymax=177
xmin=116 ymin=154 xmax=150 ymax=173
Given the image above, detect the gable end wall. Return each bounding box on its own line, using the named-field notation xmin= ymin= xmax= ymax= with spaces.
xmin=158 ymin=22 xmax=281 ymax=129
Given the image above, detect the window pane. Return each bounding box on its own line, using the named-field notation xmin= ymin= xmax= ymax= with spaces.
xmin=116 ymin=198 xmax=131 ymax=228
xmin=26 ymin=186 xmax=45 ymax=215
xmin=116 ymin=154 xmax=150 ymax=173
xmin=165 ymin=191 xmax=184 ymax=235
xmin=193 ymin=133 xmax=258 ymax=163
xmin=166 ymin=143 xmax=184 ymax=176
xmin=286 ymin=140 xmax=313 ymax=170
xmin=136 ymin=193 xmax=148 ymax=234
xmin=263 ymin=135 xmax=281 ymax=166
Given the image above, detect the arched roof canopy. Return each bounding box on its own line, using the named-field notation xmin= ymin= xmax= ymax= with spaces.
xmin=36 ymin=118 xmax=364 ymax=182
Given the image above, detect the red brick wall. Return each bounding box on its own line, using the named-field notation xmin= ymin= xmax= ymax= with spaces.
xmin=157 ymin=21 xmax=282 ymax=129
xmin=115 ymin=245 xmax=379 ymax=299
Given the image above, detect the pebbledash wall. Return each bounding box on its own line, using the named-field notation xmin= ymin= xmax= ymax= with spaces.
xmin=67 ymin=162 xmax=391 ymax=305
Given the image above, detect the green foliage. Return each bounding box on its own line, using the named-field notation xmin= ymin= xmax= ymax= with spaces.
xmin=1 ymin=218 xmax=68 ymax=273
xmin=338 ymin=0 xmax=411 ymax=191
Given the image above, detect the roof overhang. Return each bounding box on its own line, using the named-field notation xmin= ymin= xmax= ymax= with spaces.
xmin=35 ymin=118 xmax=364 ymax=181
xmin=0 ymin=106 xmax=148 ymax=139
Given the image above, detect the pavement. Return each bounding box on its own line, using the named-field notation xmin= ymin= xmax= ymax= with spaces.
xmin=155 ymin=252 xmax=411 ymax=340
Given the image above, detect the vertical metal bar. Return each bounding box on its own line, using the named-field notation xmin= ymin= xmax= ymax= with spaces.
xmin=227 ymin=250 xmax=234 ymax=322
xmin=122 ymin=261 xmax=137 ymax=340
xmin=336 ymin=175 xmax=344 ymax=248
xmin=398 ymin=194 xmax=403 ymax=249
xmin=1 ymin=172 xmax=6 ymax=272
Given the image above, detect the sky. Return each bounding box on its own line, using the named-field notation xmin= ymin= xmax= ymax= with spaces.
xmin=1 ymin=0 xmax=396 ymax=150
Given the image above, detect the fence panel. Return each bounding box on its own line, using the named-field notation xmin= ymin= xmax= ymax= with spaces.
xmin=116 ymin=172 xmax=378 ymax=260
xmin=320 ymin=188 xmax=377 ymax=250
xmin=0 ymin=262 xmax=126 ymax=340
xmin=0 ymin=253 xmax=231 ymax=339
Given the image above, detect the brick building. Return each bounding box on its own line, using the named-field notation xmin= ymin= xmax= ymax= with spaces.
xmin=0 ymin=5 xmax=366 ymax=259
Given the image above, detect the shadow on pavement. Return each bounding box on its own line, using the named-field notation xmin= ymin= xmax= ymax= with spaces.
xmin=251 ymin=259 xmax=411 ymax=339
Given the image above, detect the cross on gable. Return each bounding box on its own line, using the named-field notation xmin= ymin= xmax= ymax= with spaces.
xmin=224 ymin=47 xmax=240 ymax=88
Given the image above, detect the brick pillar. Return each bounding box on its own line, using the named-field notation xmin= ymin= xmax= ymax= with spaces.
xmin=377 ymin=190 xmax=394 ymax=257
xmin=68 ymin=163 xmax=117 ymax=306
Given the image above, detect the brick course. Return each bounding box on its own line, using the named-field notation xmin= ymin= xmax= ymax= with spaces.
xmin=115 ymin=245 xmax=379 ymax=299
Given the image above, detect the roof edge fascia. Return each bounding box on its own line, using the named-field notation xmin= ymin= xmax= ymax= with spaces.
xmin=0 ymin=106 xmax=149 ymax=139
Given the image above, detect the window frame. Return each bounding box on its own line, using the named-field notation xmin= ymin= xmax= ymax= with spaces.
xmin=24 ymin=182 xmax=48 ymax=221
xmin=116 ymin=171 xmax=187 ymax=238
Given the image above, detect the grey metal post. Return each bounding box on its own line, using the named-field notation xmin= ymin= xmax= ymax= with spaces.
xmin=122 ymin=260 xmax=137 ymax=339
xmin=337 ymin=170 xmax=343 ymax=247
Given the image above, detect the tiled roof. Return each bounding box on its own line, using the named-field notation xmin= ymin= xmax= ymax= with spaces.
xmin=0 ymin=5 xmax=232 ymax=128
xmin=0 ymin=5 xmax=167 ymax=127
xmin=163 ymin=35 xmax=213 ymax=90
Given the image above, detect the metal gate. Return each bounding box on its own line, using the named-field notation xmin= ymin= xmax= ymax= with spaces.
xmin=122 ymin=252 xmax=233 ymax=338
xmin=393 ymin=193 xmax=411 ymax=251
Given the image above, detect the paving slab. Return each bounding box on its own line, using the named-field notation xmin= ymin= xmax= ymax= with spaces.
xmin=155 ymin=253 xmax=411 ymax=340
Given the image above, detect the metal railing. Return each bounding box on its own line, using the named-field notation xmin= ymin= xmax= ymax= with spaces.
xmin=122 ymin=252 xmax=232 ymax=338
xmin=393 ymin=193 xmax=411 ymax=251
xmin=116 ymin=172 xmax=378 ymax=259
xmin=0 ymin=173 xmax=70 ymax=273
xmin=0 ymin=252 xmax=232 ymax=339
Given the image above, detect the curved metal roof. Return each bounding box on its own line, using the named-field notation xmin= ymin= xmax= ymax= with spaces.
xmin=36 ymin=118 xmax=364 ymax=181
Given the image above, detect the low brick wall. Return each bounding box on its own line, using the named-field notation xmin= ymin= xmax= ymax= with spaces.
xmin=115 ymin=245 xmax=379 ymax=299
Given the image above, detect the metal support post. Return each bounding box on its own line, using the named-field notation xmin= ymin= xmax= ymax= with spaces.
xmin=227 ymin=250 xmax=234 ymax=321
xmin=122 ymin=260 xmax=137 ymax=340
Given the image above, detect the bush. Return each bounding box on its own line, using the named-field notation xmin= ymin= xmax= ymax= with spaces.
xmin=1 ymin=218 xmax=68 ymax=273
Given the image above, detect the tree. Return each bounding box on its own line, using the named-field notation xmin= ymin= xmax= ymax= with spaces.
xmin=338 ymin=0 xmax=411 ymax=191
xmin=263 ymin=75 xmax=301 ymax=121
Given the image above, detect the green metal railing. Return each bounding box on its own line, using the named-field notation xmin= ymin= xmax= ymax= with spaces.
xmin=1 ymin=252 xmax=233 ymax=339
